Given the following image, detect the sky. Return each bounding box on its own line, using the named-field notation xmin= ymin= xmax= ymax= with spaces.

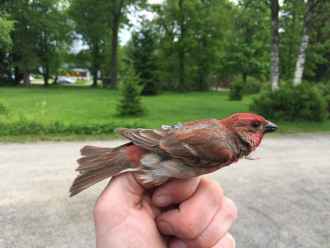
xmin=72 ymin=0 xmax=163 ymax=53
xmin=119 ymin=0 xmax=163 ymax=44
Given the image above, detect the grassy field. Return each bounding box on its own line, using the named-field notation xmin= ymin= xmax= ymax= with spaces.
xmin=0 ymin=86 xmax=330 ymax=141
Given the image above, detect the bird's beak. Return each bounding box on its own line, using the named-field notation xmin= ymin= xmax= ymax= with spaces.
xmin=264 ymin=121 xmax=278 ymax=133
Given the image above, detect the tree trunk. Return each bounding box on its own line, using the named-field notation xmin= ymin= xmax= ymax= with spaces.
xmin=91 ymin=66 xmax=98 ymax=87
xmin=293 ymin=0 xmax=319 ymax=86
xmin=53 ymin=75 xmax=58 ymax=84
xmin=178 ymin=47 xmax=185 ymax=91
xmin=44 ymin=75 xmax=49 ymax=86
xmin=293 ymin=28 xmax=309 ymax=86
xmin=92 ymin=44 xmax=99 ymax=87
xmin=14 ymin=66 xmax=23 ymax=84
xmin=43 ymin=65 xmax=49 ymax=87
xmin=109 ymin=23 xmax=119 ymax=88
xmin=178 ymin=0 xmax=186 ymax=91
xmin=196 ymin=33 xmax=209 ymax=91
xmin=23 ymin=71 xmax=30 ymax=86
xmin=271 ymin=0 xmax=280 ymax=91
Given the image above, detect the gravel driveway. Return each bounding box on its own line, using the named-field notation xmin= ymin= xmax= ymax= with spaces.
xmin=0 ymin=134 xmax=329 ymax=248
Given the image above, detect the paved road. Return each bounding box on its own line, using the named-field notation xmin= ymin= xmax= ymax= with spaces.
xmin=0 ymin=134 xmax=330 ymax=248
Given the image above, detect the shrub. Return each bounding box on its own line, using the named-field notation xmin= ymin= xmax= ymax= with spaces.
xmin=250 ymin=82 xmax=328 ymax=122
xmin=117 ymin=65 xmax=145 ymax=116
xmin=317 ymin=82 xmax=330 ymax=114
xmin=0 ymin=121 xmax=145 ymax=136
xmin=243 ymin=77 xmax=262 ymax=95
xmin=229 ymin=78 xmax=262 ymax=101
xmin=229 ymin=80 xmax=243 ymax=101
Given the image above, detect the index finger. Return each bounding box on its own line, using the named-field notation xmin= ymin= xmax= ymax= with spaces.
xmin=152 ymin=177 xmax=201 ymax=207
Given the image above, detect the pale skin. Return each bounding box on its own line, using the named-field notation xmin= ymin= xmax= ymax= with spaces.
xmin=94 ymin=173 xmax=237 ymax=248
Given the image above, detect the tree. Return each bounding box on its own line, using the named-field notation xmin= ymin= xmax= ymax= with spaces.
xmin=0 ymin=14 xmax=14 ymax=51
xmin=223 ymin=0 xmax=270 ymax=84
xmin=303 ymin=1 xmax=330 ymax=82
xmin=106 ymin=0 xmax=146 ymax=88
xmin=127 ymin=19 xmax=159 ymax=95
xmin=280 ymin=0 xmax=304 ymax=80
xmin=117 ymin=64 xmax=144 ymax=116
xmin=270 ymin=0 xmax=280 ymax=91
xmin=293 ymin=0 xmax=320 ymax=86
xmin=0 ymin=14 xmax=14 ymax=83
xmin=34 ymin=0 xmax=71 ymax=86
xmin=2 ymin=0 xmax=70 ymax=86
xmin=5 ymin=0 xmax=39 ymax=85
xmin=70 ymin=0 xmax=108 ymax=87
xmin=155 ymin=0 xmax=191 ymax=91
xmin=189 ymin=0 xmax=233 ymax=90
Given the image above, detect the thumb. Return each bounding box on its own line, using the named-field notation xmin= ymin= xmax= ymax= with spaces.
xmin=94 ymin=173 xmax=144 ymax=228
xmin=97 ymin=172 xmax=144 ymax=209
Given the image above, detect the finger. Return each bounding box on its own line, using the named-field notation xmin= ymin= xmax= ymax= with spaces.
xmin=152 ymin=177 xmax=201 ymax=207
xmin=213 ymin=233 xmax=236 ymax=248
xmin=182 ymin=198 xmax=238 ymax=248
xmin=157 ymin=178 xmax=224 ymax=239
xmin=169 ymin=233 xmax=236 ymax=248
xmin=94 ymin=173 xmax=144 ymax=225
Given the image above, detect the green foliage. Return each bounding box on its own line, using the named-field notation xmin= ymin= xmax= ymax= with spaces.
xmin=304 ymin=1 xmax=330 ymax=82
xmin=1 ymin=0 xmax=329 ymax=89
xmin=317 ymin=81 xmax=330 ymax=114
xmin=250 ymin=83 xmax=328 ymax=122
xmin=222 ymin=0 xmax=270 ymax=82
xmin=242 ymin=77 xmax=262 ymax=95
xmin=117 ymin=66 xmax=145 ymax=116
xmin=0 ymin=120 xmax=143 ymax=136
xmin=127 ymin=19 xmax=159 ymax=95
xmin=69 ymin=0 xmax=108 ymax=85
xmin=154 ymin=0 xmax=233 ymax=91
xmin=280 ymin=0 xmax=304 ymax=80
xmin=188 ymin=0 xmax=233 ymax=90
xmin=1 ymin=0 xmax=71 ymax=85
xmin=229 ymin=80 xmax=244 ymax=101
xmin=0 ymin=15 xmax=14 ymax=50
xmin=229 ymin=77 xmax=262 ymax=101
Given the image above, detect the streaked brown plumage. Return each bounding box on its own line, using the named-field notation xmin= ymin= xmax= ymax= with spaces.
xmin=70 ymin=113 xmax=277 ymax=196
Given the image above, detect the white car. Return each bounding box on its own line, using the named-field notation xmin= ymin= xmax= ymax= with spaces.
xmin=57 ymin=76 xmax=76 ymax=85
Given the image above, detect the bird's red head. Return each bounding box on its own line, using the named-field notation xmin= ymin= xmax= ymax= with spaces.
xmin=221 ymin=113 xmax=277 ymax=150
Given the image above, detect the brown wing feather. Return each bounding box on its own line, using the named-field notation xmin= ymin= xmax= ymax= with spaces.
xmin=160 ymin=120 xmax=236 ymax=166
xmin=116 ymin=128 xmax=168 ymax=154
xmin=117 ymin=120 xmax=237 ymax=168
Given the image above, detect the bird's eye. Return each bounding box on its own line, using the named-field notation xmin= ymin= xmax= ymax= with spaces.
xmin=252 ymin=121 xmax=261 ymax=128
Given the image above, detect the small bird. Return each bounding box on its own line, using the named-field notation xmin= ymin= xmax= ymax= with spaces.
xmin=70 ymin=113 xmax=277 ymax=196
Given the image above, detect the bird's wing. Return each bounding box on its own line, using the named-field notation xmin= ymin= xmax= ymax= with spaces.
xmin=117 ymin=119 xmax=237 ymax=167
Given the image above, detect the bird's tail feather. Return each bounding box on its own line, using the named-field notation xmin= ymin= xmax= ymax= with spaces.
xmin=70 ymin=145 xmax=136 ymax=197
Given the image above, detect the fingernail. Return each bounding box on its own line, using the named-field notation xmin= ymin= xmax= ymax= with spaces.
xmin=171 ymin=240 xmax=187 ymax=248
xmin=158 ymin=220 xmax=173 ymax=235
xmin=154 ymin=194 xmax=171 ymax=206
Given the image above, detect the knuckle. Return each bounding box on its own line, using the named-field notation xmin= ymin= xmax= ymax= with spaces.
xmin=223 ymin=197 xmax=238 ymax=221
xmin=179 ymin=218 xmax=201 ymax=239
xmin=203 ymin=178 xmax=225 ymax=202
xmin=93 ymin=198 xmax=107 ymax=221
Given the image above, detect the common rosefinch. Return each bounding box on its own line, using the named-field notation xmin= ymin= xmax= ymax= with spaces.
xmin=70 ymin=112 xmax=277 ymax=196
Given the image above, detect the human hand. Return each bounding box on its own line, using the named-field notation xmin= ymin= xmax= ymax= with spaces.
xmin=94 ymin=173 xmax=237 ymax=248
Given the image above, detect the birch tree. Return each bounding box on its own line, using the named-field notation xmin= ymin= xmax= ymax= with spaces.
xmin=293 ymin=0 xmax=320 ymax=86
xmin=270 ymin=0 xmax=279 ymax=91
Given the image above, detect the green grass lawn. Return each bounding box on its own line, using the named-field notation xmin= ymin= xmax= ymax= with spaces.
xmin=0 ymin=86 xmax=329 ymax=141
